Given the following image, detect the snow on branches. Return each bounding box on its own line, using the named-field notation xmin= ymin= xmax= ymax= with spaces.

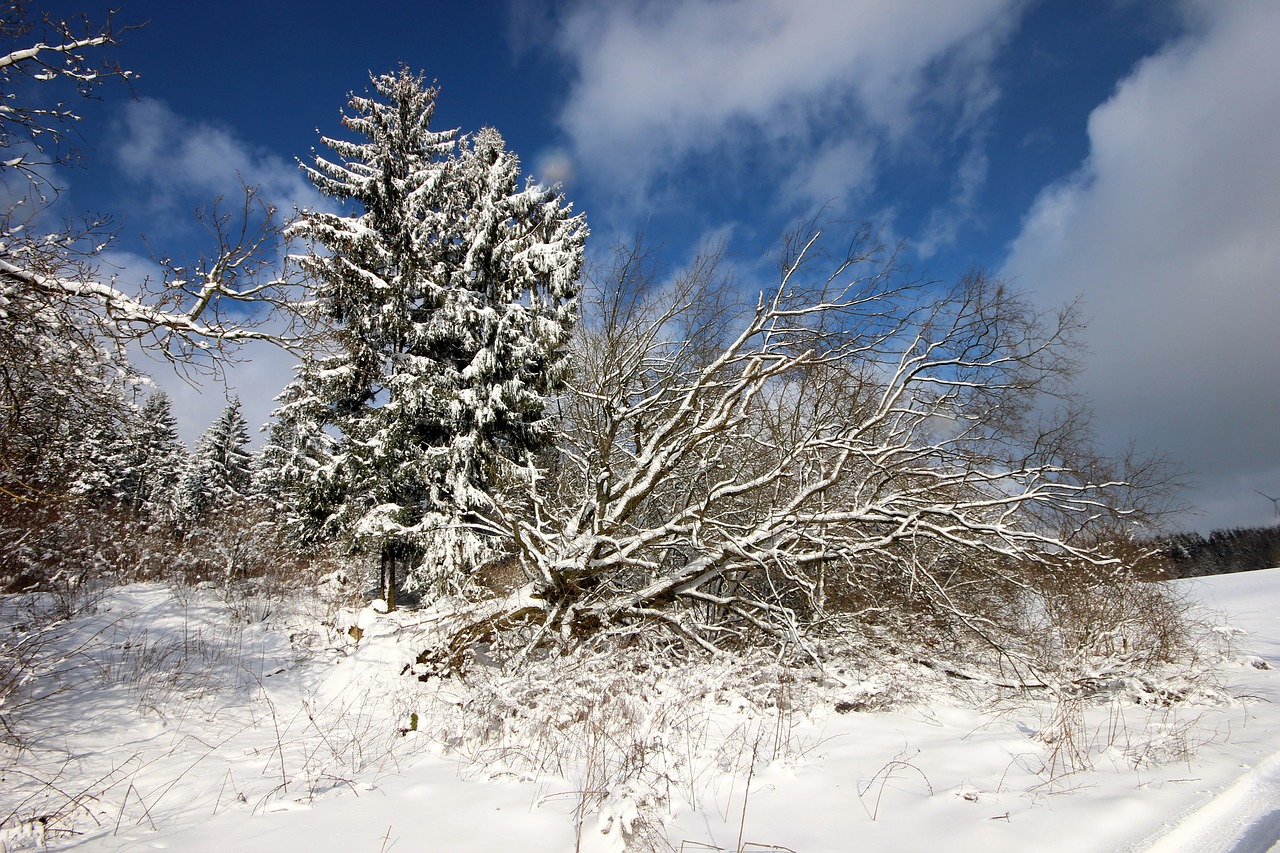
xmin=477 ymin=223 xmax=1178 ymax=675
xmin=0 ymin=6 xmax=304 ymax=521
xmin=1 ymin=189 xmax=306 ymax=365
xmin=0 ymin=5 xmax=136 ymax=188
xmin=274 ymin=67 xmax=586 ymax=601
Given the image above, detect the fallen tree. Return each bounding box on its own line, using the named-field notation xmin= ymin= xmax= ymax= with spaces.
xmin=454 ymin=223 xmax=1183 ymax=681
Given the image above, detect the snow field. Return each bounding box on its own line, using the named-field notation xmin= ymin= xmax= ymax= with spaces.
xmin=1 ymin=569 xmax=1279 ymax=851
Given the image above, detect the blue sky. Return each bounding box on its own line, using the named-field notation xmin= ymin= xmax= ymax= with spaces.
xmin=29 ymin=0 xmax=1280 ymax=534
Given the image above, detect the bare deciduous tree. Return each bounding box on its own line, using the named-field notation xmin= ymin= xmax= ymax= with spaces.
xmin=460 ymin=223 xmax=1179 ymax=680
xmin=0 ymin=6 xmax=306 ymax=366
xmin=0 ymin=6 xmax=304 ymax=503
xmin=2 ymin=189 xmax=305 ymax=365
xmin=0 ymin=5 xmax=135 ymax=188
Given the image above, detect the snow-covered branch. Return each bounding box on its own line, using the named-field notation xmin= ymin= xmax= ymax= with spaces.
xmin=0 ymin=186 xmax=309 ymax=370
xmin=0 ymin=8 xmax=305 ymax=376
xmin=0 ymin=7 xmax=137 ymax=187
xmin=484 ymin=225 xmax=1177 ymax=664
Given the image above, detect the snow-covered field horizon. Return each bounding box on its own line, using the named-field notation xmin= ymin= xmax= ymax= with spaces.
xmin=3 ymin=568 xmax=1280 ymax=853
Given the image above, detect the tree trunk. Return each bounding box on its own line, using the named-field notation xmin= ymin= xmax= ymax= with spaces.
xmin=379 ymin=550 xmax=387 ymax=601
xmin=381 ymin=544 xmax=397 ymax=611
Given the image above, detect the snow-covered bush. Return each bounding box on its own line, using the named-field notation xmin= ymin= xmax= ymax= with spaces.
xmin=415 ymin=643 xmax=821 ymax=850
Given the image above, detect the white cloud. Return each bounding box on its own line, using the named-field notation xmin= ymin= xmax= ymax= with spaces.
xmin=782 ymin=135 xmax=878 ymax=210
xmin=1002 ymin=0 xmax=1280 ymax=531
xmin=553 ymin=0 xmax=1024 ymax=212
xmin=113 ymin=98 xmax=324 ymax=220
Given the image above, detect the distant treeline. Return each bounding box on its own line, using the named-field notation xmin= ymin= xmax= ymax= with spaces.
xmin=1157 ymin=525 xmax=1280 ymax=578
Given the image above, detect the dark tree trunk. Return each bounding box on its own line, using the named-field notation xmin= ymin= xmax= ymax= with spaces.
xmin=379 ymin=550 xmax=387 ymax=601
xmin=381 ymin=544 xmax=397 ymax=611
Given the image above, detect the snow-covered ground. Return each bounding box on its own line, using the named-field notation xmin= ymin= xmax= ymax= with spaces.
xmin=3 ymin=569 xmax=1280 ymax=852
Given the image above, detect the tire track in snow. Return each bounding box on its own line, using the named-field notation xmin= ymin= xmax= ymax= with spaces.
xmin=1141 ymin=751 xmax=1280 ymax=853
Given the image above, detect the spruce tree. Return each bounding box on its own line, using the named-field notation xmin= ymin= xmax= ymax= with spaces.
xmin=99 ymin=391 xmax=189 ymax=523
xmin=280 ymin=67 xmax=586 ymax=602
xmin=255 ymin=359 xmax=341 ymax=542
xmin=176 ymin=397 xmax=252 ymax=528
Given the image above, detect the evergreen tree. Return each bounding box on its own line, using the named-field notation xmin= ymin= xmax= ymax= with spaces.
xmin=71 ymin=413 xmax=142 ymax=510
xmin=0 ymin=290 xmax=137 ymax=504
xmin=176 ymin=398 xmax=252 ymax=528
xmin=255 ymin=360 xmax=340 ymax=542
xmin=201 ymin=397 xmax=253 ymax=501
xmin=128 ymin=392 xmax=188 ymax=520
xmin=280 ymin=67 xmax=585 ymax=602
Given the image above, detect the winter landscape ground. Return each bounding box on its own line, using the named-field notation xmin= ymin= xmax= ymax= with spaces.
xmin=2 ymin=567 xmax=1279 ymax=853
xmin=5 ymin=7 xmax=1280 ymax=853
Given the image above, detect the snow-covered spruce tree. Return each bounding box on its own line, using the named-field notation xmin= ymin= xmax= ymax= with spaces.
xmin=174 ymin=398 xmax=252 ymax=529
xmin=255 ymin=360 xmax=341 ymax=543
xmin=282 ymin=67 xmax=585 ymax=604
xmin=0 ymin=311 xmax=132 ymax=504
xmin=117 ymin=392 xmax=188 ymax=520
xmin=0 ymin=323 xmax=137 ymax=590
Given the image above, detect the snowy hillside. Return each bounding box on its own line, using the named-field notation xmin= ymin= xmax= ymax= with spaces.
xmin=2 ymin=569 xmax=1279 ymax=852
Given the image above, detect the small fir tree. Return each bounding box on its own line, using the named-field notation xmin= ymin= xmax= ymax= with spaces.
xmin=255 ymin=359 xmax=341 ymax=542
xmin=175 ymin=398 xmax=252 ymax=529
xmin=131 ymin=392 xmax=189 ymax=521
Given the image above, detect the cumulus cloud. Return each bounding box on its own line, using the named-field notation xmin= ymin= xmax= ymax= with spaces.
xmin=1001 ymin=0 xmax=1280 ymax=531
xmin=552 ymin=0 xmax=1024 ymax=214
xmin=112 ymin=97 xmax=324 ymax=220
